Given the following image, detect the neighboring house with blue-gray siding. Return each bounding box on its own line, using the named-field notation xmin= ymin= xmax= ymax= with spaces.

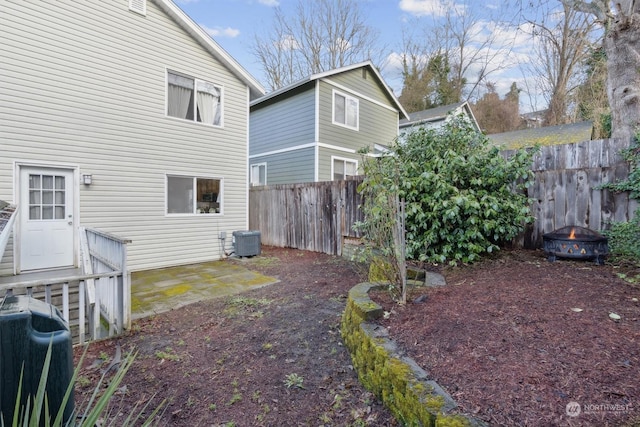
xmin=249 ymin=62 xmax=409 ymax=185
xmin=0 ymin=0 xmax=264 ymax=275
xmin=398 ymin=102 xmax=480 ymax=139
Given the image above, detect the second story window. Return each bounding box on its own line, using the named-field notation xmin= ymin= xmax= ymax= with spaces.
xmin=333 ymin=91 xmax=358 ymax=130
xmin=167 ymin=71 xmax=222 ymax=126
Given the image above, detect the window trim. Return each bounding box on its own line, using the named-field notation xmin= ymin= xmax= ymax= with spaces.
xmin=165 ymin=174 xmax=224 ymax=216
xmin=250 ymin=163 xmax=267 ymax=187
xmin=166 ymin=69 xmax=224 ymax=128
xmin=331 ymin=156 xmax=358 ymax=181
xmin=332 ymin=90 xmax=359 ymax=131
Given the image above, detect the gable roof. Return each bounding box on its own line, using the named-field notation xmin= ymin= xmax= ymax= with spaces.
xmin=250 ymin=61 xmax=409 ymax=119
xmin=153 ymin=0 xmax=265 ymax=99
xmin=399 ymin=101 xmax=479 ymax=130
xmin=487 ymin=121 xmax=594 ymax=150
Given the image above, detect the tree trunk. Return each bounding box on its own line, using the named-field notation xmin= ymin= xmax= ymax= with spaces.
xmin=605 ymin=13 xmax=640 ymax=141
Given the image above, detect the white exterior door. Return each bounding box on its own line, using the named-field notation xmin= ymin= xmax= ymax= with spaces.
xmin=19 ymin=167 xmax=75 ymax=271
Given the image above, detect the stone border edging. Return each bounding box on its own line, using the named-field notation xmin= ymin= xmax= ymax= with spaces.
xmin=341 ymin=282 xmax=487 ymax=427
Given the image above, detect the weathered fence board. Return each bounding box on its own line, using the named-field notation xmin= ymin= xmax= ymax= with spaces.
xmin=249 ymin=178 xmax=364 ymax=255
xmin=514 ymin=138 xmax=638 ymax=247
xmin=251 ymin=138 xmax=638 ymax=254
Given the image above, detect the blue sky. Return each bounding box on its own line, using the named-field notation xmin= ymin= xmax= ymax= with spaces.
xmin=175 ymin=0 xmax=542 ymax=110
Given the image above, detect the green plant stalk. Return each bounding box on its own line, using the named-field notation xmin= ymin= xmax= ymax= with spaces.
xmin=80 ymin=350 xmax=137 ymax=426
xmin=28 ymin=336 xmax=53 ymax=427
xmin=7 ymin=340 xmax=162 ymax=427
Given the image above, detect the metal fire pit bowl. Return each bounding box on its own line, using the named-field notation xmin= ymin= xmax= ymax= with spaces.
xmin=543 ymin=226 xmax=608 ymax=265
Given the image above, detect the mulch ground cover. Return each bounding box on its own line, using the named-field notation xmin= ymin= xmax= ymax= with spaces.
xmin=372 ymin=249 xmax=640 ymax=426
xmin=73 ymin=247 xmax=640 ymax=426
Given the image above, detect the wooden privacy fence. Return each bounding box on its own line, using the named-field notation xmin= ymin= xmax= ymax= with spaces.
xmin=250 ymin=138 xmax=638 ymax=254
xmin=249 ymin=178 xmax=364 ymax=255
xmin=516 ymin=138 xmax=638 ymax=248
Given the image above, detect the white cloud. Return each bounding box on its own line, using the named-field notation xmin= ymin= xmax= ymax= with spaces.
xmin=277 ymin=35 xmax=300 ymax=50
xmin=398 ymin=0 xmax=462 ymax=18
xmin=258 ymin=0 xmax=279 ymax=5
xmin=382 ymin=52 xmax=410 ymax=94
xmin=202 ymin=25 xmax=240 ymax=38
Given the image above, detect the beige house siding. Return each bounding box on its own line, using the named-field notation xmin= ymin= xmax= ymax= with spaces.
xmin=0 ymin=0 xmax=255 ymax=273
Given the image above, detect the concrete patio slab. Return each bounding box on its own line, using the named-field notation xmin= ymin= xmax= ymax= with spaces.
xmin=131 ymin=260 xmax=278 ymax=319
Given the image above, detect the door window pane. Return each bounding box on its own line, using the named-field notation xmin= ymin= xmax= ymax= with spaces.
xmin=43 ymin=175 xmax=53 ymax=190
xmin=29 ymin=190 xmax=41 ymax=205
xmin=55 ymin=206 xmax=65 ymax=219
xmin=29 ymin=175 xmax=40 ymax=189
xmin=42 ymin=206 xmax=53 ymax=220
xmin=28 ymin=173 xmax=66 ymax=220
xmin=55 ymin=176 xmax=65 ymax=189
xmin=55 ymin=191 xmax=64 ymax=204
xmin=43 ymin=190 xmax=53 ymax=204
xmin=29 ymin=206 xmax=41 ymax=220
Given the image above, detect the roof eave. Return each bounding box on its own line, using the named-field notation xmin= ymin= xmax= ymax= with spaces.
xmin=153 ymin=0 xmax=265 ymax=98
xmin=251 ymin=61 xmax=410 ymax=119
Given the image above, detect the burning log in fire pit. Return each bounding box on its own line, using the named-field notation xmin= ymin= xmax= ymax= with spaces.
xmin=543 ymin=226 xmax=608 ymax=265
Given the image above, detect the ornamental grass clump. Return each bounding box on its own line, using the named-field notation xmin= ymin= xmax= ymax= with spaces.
xmin=5 ymin=342 xmax=163 ymax=427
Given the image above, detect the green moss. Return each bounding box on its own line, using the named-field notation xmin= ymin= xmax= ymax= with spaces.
xmin=424 ymin=395 xmax=445 ymax=413
xmin=369 ymin=257 xmax=393 ymax=282
xmin=162 ymin=283 xmax=192 ymax=297
xmin=341 ymin=282 xmax=477 ymax=427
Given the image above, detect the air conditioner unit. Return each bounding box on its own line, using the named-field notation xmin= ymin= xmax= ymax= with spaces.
xmin=232 ymin=230 xmax=261 ymax=257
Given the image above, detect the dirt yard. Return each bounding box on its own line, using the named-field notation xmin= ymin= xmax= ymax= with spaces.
xmin=74 ymin=247 xmax=396 ymax=426
xmin=73 ymin=247 xmax=640 ymax=426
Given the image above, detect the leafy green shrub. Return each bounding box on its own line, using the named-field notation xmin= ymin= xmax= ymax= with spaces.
xmin=358 ymin=116 xmax=535 ymax=265
xmin=603 ymin=212 xmax=640 ymax=264
xmin=599 ymin=136 xmax=640 ymax=265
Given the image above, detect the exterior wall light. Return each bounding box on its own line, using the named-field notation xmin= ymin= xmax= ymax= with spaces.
xmin=82 ymin=174 xmax=92 ymax=185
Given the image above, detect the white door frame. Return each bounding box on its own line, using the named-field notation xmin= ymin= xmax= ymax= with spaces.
xmin=13 ymin=161 xmax=80 ymax=274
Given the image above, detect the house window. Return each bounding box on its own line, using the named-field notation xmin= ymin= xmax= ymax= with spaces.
xmin=333 ymin=91 xmax=358 ymax=130
xmin=167 ymin=71 xmax=222 ymax=126
xmin=332 ymin=157 xmax=358 ymax=180
xmin=167 ymin=175 xmax=222 ymax=214
xmin=250 ymin=163 xmax=267 ymax=187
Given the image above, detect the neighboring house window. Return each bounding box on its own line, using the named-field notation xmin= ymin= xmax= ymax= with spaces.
xmin=333 ymin=91 xmax=358 ymax=130
xmin=250 ymin=163 xmax=267 ymax=187
xmin=332 ymin=157 xmax=357 ymax=180
xmin=167 ymin=175 xmax=222 ymax=214
xmin=167 ymin=71 xmax=222 ymax=126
